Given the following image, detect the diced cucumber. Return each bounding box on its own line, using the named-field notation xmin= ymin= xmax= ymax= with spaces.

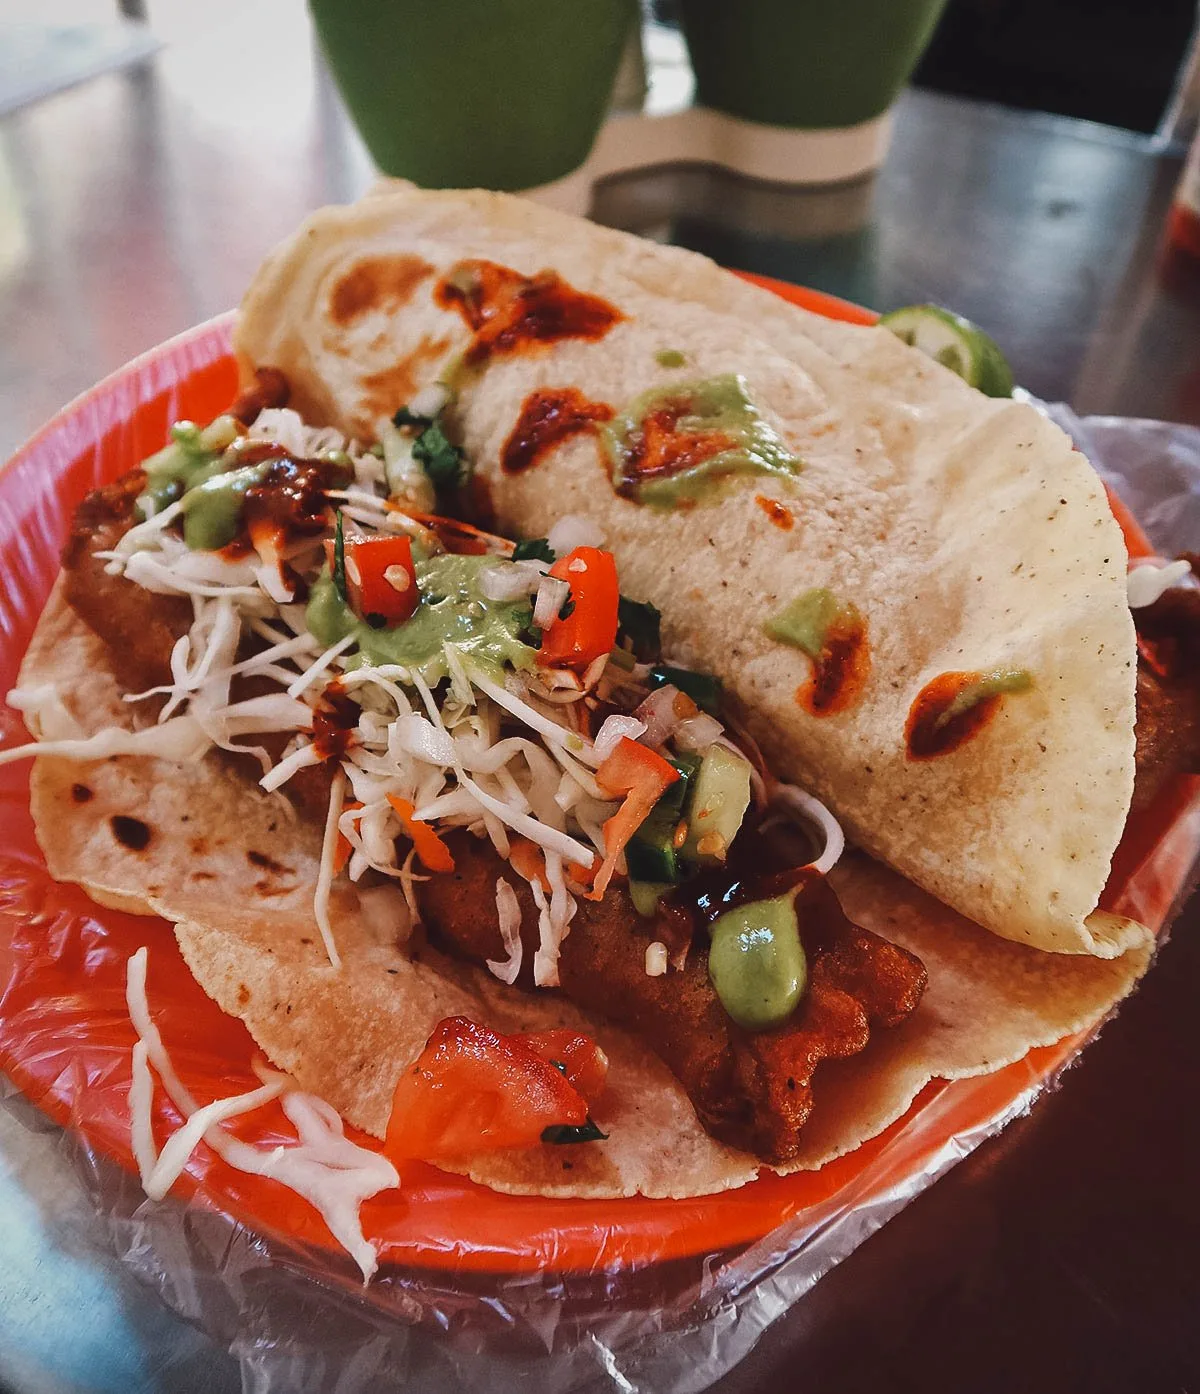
xmin=657 ymin=751 xmax=702 ymax=817
xmin=626 ymin=826 xmax=678 ymax=883
xmin=682 ymin=744 xmax=752 ymax=863
xmin=625 ymin=751 xmax=702 ymax=882
xmin=629 ymin=880 xmax=671 ymax=917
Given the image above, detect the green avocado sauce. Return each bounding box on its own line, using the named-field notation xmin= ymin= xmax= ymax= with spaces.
xmin=138 ymin=415 xmax=242 ymax=517
xmin=307 ymin=552 xmax=537 ymax=685
xmin=938 ymin=668 xmax=1033 ymax=728
xmin=180 ymin=461 xmax=270 ymax=551
xmin=707 ymin=893 xmax=808 ymax=1030
xmin=604 ymin=373 xmax=801 ymax=508
xmin=763 ymin=587 xmax=851 ymax=656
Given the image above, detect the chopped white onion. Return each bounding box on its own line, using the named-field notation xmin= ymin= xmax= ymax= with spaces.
xmin=548 ymin=514 xmax=604 ymax=555
xmin=479 ymin=560 xmax=548 ymax=602
xmin=533 ymin=576 xmax=571 ymax=630
xmin=674 ymin=713 xmax=723 ymax=752
xmin=593 ymin=715 xmax=647 ymax=763
xmin=644 ymin=941 xmax=668 ymax=977
xmin=635 ymin=685 xmax=683 ymax=747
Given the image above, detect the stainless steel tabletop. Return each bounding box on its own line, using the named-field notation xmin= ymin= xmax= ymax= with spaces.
xmin=1 ymin=4 xmax=1198 ymax=1392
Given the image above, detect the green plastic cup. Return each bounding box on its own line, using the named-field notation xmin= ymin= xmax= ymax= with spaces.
xmin=310 ymin=0 xmax=638 ymax=190
xmin=679 ymin=0 xmax=949 ymax=130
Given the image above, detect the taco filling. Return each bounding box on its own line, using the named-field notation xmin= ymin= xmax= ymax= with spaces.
xmin=10 ymin=378 xmax=932 ymax=1167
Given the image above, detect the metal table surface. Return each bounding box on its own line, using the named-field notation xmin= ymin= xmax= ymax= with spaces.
xmin=1 ymin=5 xmax=1198 ymax=1392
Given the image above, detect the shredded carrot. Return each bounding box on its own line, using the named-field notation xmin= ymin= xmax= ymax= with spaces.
xmin=507 ymin=837 xmax=551 ymax=890
xmin=395 ymin=509 xmax=513 ymax=557
xmin=387 ymin=794 xmax=456 ymax=873
xmin=587 ymin=738 xmax=679 ymax=900
xmin=333 ymin=800 xmax=363 ymax=875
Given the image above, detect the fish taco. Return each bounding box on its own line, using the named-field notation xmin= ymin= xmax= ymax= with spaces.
xmin=4 ymin=187 xmax=1196 ymax=1271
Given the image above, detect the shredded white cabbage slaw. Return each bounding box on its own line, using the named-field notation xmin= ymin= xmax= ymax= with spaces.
xmin=4 ymin=406 xmax=847 ymax=985
xmin=125 ymin=947 xmax=397 ymax=1281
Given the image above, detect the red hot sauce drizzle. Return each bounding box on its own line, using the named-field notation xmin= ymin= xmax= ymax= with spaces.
xmin=434 ymin=259 xmax=624 ymax=367
xmin=219 ymin=451 xmax=349 ymax=591
xmin=904 ymin=669 xmax=1032 ymax=760
xmin=500 ymin=388 xmax=614 ymax=474
xmin=755 ymin=495 xmax=794 ymax=530
xmin=618 ymin=402 xmax=736 ymax=499
xmin=312 ymin=680 xmax=360 ymax=762
xmin=799 ymin=611 xmax=870 ymax=717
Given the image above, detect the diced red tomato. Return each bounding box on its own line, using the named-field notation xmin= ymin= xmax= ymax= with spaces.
xmin=589 ymin=737 xmax=680 ymax=899
xmin=326 ymin=533 xmax=420 ymax=625
xmin=387 ymin=795 xmax=455 ymax=873
xmin=385 ymin=1016 xmax=590 ymax=1160
xmin=518 ymin=1029 xmax=609 ymax=1105
xmin=537 ymin=546 xmax=620 ymax=671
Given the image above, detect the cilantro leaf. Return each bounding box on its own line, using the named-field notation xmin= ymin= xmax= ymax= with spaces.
xmin=392 ymin=405 xmax=432 ymax=429
xmin=413 ymin=419 xmax=468 ymax=494
xmin=512 ymin=537 xmax=556 ymax=564
xmin=617 ymin=595 xmax=662 ymax=662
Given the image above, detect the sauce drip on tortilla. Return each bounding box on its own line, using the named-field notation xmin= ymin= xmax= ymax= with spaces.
xmin=434 ymin=259 xmax=623 ymax=367
xmin=755 ymin=495 xmax=794 ymax=530
xmin=500 ymin=388 xmax=614 ymax=474
xmin=604 ymin=375 xmax=801 ymax=508
xmin=905 ymin=668 xmax=1034 ymax=760
xmin=764 ymin=589 xmax=870 ymax=716
xmin=230 ymin=367 xmax=290 ymax=426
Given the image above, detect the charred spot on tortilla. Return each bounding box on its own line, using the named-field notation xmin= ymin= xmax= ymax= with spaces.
xmin=755 ymin=495 xmax=795 ymax=530
xmin=110 ymin=815 xmax=151 ymax=852
xmin=247 ymin=850 xmax=288 ymax=875
xmin=764 ymin=589 xmax=870 ymax=716
xmin=70 ymin=783 xmax=93 ymax=803
xmin=433 ymin=259 xmax=623 ymax=368
xmin=905 ymin=669 xmax=1035 ymax=761
xmin=329 ymin=254 xmax=435 ymax=326
xmin=604 ymin=375 xmax=801 ymax=508
xmin=359 ymin=338 xmax=451 ymax=423
xmin=500 ymin=388 xmax=614 ymax=475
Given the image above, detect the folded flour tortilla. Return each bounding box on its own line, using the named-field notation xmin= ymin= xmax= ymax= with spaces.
xmin=18 ymin=529 xmax=1149 ymax=1198
xmin=235 ymin=182 xmax=1140 ymax=960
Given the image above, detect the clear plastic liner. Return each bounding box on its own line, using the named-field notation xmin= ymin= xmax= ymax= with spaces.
xmin=0 ymin=314 xmax=1196 ymax=1394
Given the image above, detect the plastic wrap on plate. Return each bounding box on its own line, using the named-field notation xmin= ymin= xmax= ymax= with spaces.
xmin=0 ymin=313 xmax=1196 ymax=1394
